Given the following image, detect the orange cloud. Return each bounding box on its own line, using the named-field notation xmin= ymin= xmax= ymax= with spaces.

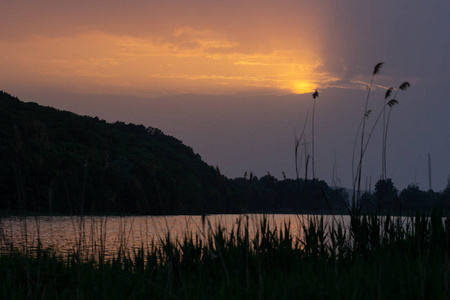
xmin=0 ymin=28 xmax=341 ymax=96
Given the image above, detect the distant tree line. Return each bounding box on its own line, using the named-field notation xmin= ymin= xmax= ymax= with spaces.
xmin=0 ymin=91 xmax=351 ymax=215
xmin=359 ymin=178 xmax=450 ymax=214
xmin=1 ymin=91 xmax=448 ymax=215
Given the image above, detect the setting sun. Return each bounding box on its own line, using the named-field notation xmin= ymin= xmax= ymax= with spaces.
xmin=290 ymin=81 xmax=316 ymax=94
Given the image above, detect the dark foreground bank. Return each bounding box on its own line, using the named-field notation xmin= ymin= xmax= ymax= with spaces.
xmin=1 ymin=209 xmax=449 ymax=299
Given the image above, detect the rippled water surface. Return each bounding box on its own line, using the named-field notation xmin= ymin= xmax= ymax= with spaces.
xmin=0 ymin=214 xmax=351 ymax=258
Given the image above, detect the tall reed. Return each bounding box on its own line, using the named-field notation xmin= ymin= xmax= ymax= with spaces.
xmin=311 ymin=90 xmax=319 ymax=180
xmin=294 ymin=110 xmax=309 ymax=181
xmin=383 ymin=82 xmax=410 ymax=179
xmin=354 ymin=62 xmax=384 ymax=203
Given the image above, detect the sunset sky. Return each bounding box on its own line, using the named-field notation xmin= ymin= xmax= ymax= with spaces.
xmin=1 ymin=0 xmax=450 ymax=191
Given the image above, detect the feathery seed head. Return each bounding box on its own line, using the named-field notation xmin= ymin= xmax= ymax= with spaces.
xmin=373 ymin=62 xmax=384 ymax=75
xmin=385 ymin=87 xmax=393 ymax=99
xmin=399 ymin=82 xmax=410 ymax=91
xmin=387 ymin=99 xmax=399 ymax=108
xmin=312 ymin=90 xmax=319 ymax=99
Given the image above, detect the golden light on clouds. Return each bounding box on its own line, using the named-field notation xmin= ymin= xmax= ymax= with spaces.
xmin=1 ymin=0 xmax=423 ymax=100
xmin=0 ymin=27 xmax=333 ymax=96
xmin=290 ymin=81 xmax=317 ymax=94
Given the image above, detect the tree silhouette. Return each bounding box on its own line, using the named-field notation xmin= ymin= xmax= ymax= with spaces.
xmin=374 ymin=178 xmax=398 ymax=212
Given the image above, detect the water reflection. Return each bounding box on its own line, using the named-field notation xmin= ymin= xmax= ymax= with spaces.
xmin=0 ymin=214 xmax=350 ymax=259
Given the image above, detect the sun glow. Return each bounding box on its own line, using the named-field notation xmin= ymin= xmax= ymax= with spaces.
xmin=290 ymin=81 xmax=316 ymax=94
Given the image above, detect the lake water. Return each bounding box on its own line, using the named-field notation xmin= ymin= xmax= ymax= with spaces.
xmin=0 ymin=214 xmax=350 ymax=259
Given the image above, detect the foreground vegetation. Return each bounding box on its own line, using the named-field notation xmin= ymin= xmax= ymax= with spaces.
xmin=1 ymin=210 xmax=449 ymax=299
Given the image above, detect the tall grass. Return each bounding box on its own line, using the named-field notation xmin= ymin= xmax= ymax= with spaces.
xmin=356 ymin=62 xmax=384 ymax=201
xmin=294 ymin=110 xmax=309 ymax=181
xmin=352 ymin=63 xmax=410 ymax=206
xmin=311 ymin=90 xmax=319 ymax=180
xmin=1 ymin=211 xmax=450 ymax=299
xmin=383 ymin=81 xmax=410 ymax=179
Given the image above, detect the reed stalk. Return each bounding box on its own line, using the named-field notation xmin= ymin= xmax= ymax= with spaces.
xmin=355 ymin=62 xmax=384 ymax=203
xmin=383 ymin=82 xmax=410 ymax=179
